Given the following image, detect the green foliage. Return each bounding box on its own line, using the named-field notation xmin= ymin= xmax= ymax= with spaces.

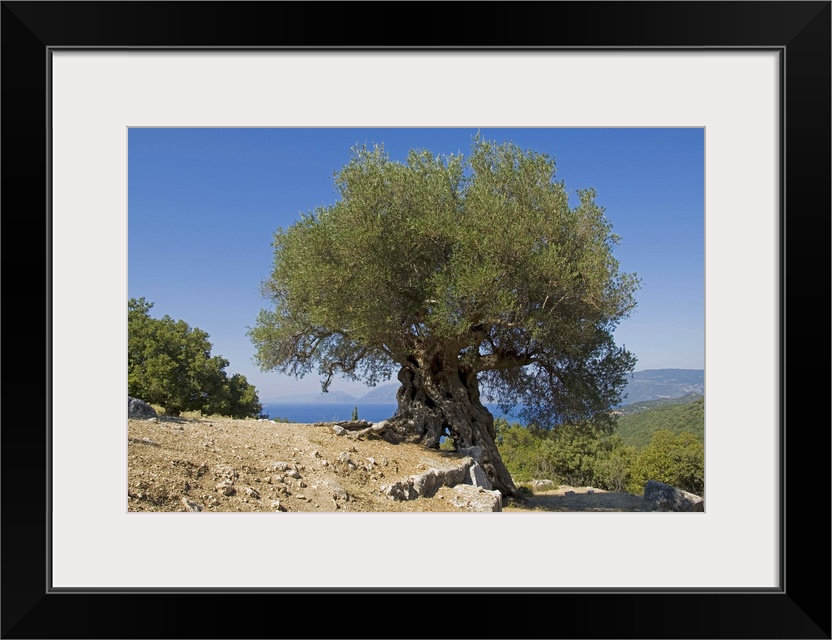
xmin=495 ymin=387 xmax=706 ymax=495
xmin=438 ymin=435 xmax=456 ymax=452
xmin=201 ymin=372 xmax=263 ymax=419
xmin=495 ymin=418 xmax=547 ymax=482
xmin=250 ymin=135 xmax=639 ymax=428
xmin=615 ymin=396 xmax=704 ymax=448
xmin=128 ymin=298 xmax=262 ymax=418
xmin=591 ymin=439 xmax=638 ymax=493
xmin=539 ymin=420 xmax=619 ymax=487
xmin=627 ymin=430 xmax=704 ymax=496
xmin=495 ymin=417 xmax=623 ymax=487
xmin=496 ymin=418 xmax=704 ymax=496
xmin=351 ymin=406 xmax=359 ymax=421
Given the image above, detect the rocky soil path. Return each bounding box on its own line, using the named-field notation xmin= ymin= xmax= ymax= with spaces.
xmin=129 ymin=416 xmax=501 ymax=512
xmin=128 ymin=415 xmax=654 ymax=513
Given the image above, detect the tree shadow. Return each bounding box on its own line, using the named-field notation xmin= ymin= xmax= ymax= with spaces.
xmin=506 ymin=490 xmax=663 ymax=512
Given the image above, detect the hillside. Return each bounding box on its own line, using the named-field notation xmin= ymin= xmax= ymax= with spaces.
xmin=358 ymin=383 xmax=399 ymax=403
xmin=128 ymin=415 xmax=664 ymax=513
xmin=129 ymin=416 xmax=491 ymax=513
xmin=363 ymin=369 xmax=706 ymax=406
xmin=614 ymin=396 xmax=705 ymax=448
xmin=618 ymin=392 xmax=703 ymax=415
xmin=264 ymin=390 xmax=359 ymax=404
xmin=619 ymin=369 xmax=704 ymax=404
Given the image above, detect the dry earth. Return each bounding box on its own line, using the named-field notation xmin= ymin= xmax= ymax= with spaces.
xmin=128 ymin=415 xmax=657 ymax=513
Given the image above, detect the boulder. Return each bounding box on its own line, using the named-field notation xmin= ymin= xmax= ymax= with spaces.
xmin=381 ymin=481 xmax=418 ymax=501
xmin=412 ymin=459 xmax=475 ymax=497
xmin=411 ymin=468 xmax=440 ymax=497
xmin=385 ymin=456 xmax=493 ymax=501
xmin=128 ymin=396 xmax=157 ymax=420
xmin=643 ymin=480 xmax=704 ymax=512
xmin=467 ymin=462 xmax=492 ymax=490
xmin=450 ymin=485 xmax=502 ymax=512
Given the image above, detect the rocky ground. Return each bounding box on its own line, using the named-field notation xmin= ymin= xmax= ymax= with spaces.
xmin=128 ymin=415 xmax=658 ymax=513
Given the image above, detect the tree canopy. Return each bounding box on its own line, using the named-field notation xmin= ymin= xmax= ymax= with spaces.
xmin=249 ymin=136 xmax=639 ymax=496
xmin=129 ymin=297 xmax=262 ymax=418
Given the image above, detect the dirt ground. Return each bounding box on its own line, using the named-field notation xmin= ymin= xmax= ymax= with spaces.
xmin=503 ymin=484 xmax=658 ymax=512
xmin=128 ymin=415 xmax=655 ymax=513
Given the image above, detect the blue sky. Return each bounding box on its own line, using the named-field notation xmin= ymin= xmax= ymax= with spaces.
xmin=128 ymin=128 xmax=704 ymax=401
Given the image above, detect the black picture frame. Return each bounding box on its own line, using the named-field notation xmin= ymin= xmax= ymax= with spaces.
xmin=2 ymin=2 xmax=829 ymax=638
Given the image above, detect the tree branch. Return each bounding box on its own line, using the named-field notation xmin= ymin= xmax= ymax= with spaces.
xmin=321 ymin=346 xmax=369 ymax=391
xmin=472 ymin=351 xmax=536 ymax=373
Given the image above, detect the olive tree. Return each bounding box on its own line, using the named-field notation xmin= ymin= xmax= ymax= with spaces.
xmin=249 ymin=137 xmax=639 ymax=497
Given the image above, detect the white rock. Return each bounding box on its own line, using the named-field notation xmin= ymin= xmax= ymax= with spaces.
xmin=181 ymin=498 xmax=203 ymax=512
xmin=450 ymin=485 xmax=502 ymax=512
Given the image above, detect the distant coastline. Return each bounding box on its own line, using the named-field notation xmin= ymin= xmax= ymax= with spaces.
xmin=260 ymin=402 xmax=525 ymax=424
xmin=262 ymin=368 xmax=705 ymax=409
xmin=261 ymin=382 xmax=400 ymax=405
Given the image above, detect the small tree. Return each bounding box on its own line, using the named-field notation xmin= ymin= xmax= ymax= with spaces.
xmin=249 ymin=136 xmax=639 ymax=496
xmin=129 ymin=298 xmax=262 ymax=418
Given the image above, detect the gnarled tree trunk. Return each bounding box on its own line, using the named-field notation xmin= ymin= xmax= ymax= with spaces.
xmin=387 ymin=354 xmax=519 ymax=498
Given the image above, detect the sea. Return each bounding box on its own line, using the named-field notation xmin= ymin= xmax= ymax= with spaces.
xmin=260 ymin=402 xmax=523 ymax=424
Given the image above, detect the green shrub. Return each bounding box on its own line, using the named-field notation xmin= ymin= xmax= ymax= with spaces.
xmin=627 ymin=429 xmax=704 ymax=496
xmin=495 ymin=418 xmax=548 ymax=482
xmin=438 ymin=436 xmax=456 ymax=452
xmin=497 ymin=417 xmax=704 ymax=497
xmin=591 ymin=438 xmax=637 ymax=493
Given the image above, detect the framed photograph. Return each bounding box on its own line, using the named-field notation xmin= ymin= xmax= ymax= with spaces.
xmin=3 ymin=2 xmax=829 ymax=638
